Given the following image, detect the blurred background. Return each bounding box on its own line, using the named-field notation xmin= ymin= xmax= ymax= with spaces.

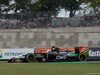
xmin=0 ymin=0 xmax=100 ymax=29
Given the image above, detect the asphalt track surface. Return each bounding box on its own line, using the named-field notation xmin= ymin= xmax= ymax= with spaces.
xmin=48 ymin=61 xmax=100 ymax=63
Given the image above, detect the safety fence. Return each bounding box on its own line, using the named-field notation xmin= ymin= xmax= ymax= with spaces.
xmin=0 ymin=12 xmax=100 ymax=29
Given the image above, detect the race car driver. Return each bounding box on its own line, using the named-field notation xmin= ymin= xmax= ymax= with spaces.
xmin=51 ymin=46 xmax=59 ymax=52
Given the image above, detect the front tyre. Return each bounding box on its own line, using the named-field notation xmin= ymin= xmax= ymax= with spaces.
xmin=78 ymin=53 xmax=88 ymax=61
xmin=26 ymin=53 xmax=36 ymax=63
xmin=8 ymin=59 xmax=13 ymax=63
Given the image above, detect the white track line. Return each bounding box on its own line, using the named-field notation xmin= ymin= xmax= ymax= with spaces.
xmin=86 ymin=73 xmax=100 ymax=74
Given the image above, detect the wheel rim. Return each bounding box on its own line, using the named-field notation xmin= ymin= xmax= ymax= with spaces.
xmin=28 ymin=55 xmax=34 ymax=62
xmin=27 ymin=54 xmax=36 ymax=63
xmin=80 ymin=55 xmax=86 ymax=61
xmin=79 ymin=54 xmax=87 ymax=61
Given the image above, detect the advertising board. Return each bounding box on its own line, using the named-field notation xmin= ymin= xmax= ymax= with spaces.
xmin=0 ymin=49 xmax=34 ymax=59
xmin=1 ymin=47 xmax=100 ymax=60
xmin=88 ymin=47 xmax=100 ymax=59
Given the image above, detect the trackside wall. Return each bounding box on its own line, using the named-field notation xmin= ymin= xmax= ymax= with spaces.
xmin=0 ymin=27 xmax=100 ymax=48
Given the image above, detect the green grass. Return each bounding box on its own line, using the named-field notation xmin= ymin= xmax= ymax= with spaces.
xmin=0 ymin=61 xmax=100 ymax=75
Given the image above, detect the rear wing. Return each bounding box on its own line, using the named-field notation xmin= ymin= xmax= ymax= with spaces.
xmin=75 ymin=47 xmax=89 ymax=55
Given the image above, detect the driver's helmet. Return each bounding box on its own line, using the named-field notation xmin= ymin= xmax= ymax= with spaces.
xmin=52 ymin=45 xmax=56 ymax=47
xmin=52 ymin=45 xmax=56 ymax=51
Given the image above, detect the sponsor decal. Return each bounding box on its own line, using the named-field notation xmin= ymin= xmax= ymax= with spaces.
xmin=40 ymin=50 xmax=51 ymax=53
xmin=35 ymin=48 xmax=75 ymax=53
xmin=79 ymin=47 xmax=88 ymax=53
xmin=56 ymin=55 xmax=67 ymax=59
xmin=35 ymin=48 xmax=51 ymax=53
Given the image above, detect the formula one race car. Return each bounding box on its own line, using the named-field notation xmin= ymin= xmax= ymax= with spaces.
xmin=8 ymin=46 xmax=89 ymax=63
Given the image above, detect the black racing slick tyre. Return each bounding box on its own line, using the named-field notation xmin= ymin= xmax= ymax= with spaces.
xmin=78 ymin=53 xmax=88 ymax=61
xmin=26 ymin=53 xmax=36 ymax=63
xmin=8 ymin=59 xmax=13 ymax=63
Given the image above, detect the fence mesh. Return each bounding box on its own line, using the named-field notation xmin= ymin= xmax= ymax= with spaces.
xmin=0 ymin=11 xmax=100 ymax=29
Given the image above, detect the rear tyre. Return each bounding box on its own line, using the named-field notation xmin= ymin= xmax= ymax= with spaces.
xmin=78 ymin=53 xmax=87 ymax=61
xmin=26 ymin=53 xmax=36 ymax=63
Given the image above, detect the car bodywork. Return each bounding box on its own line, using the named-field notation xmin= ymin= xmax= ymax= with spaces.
xmin=8 ymin=46 xmax=89 ymax=63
